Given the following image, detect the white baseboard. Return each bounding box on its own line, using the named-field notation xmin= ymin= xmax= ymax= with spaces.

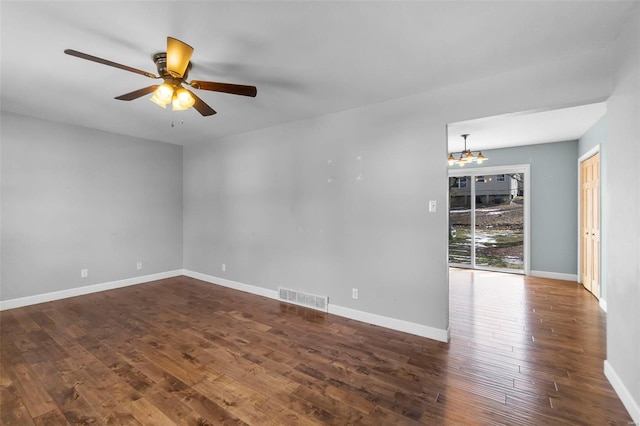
xmin=183 ymin=270 xmax=450 ymax=343
xmin=3 ymin=269 xmax=451 ymax=344
xmin=530 ymin=270 xmax=578 ymax=282
xmin=328 ymin=304 xmax=450 ymax=343
xmin=183 ymin=270 xmax=279 ymax=300
xmin=599 ymin=298 xmax=607 ymax=313
xmin=604 ymin=360 xmax=640 ymax=424
xmin=0 ymin=270 xmax=184 ymax=311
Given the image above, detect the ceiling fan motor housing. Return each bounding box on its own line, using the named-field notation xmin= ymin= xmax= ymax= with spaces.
xmin=153 ymin=52 xmax=191 ymax=83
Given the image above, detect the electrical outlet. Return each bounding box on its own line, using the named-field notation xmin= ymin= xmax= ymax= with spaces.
xmin=136 ymin=261 xmax=143 ymax=270
xmin=352 ymin=288 xmax=359 ymax=299
xmin=81 ymin=269 xmax=88 ymax=278
xmin=221 ymin=263 xmax=226 ymax=272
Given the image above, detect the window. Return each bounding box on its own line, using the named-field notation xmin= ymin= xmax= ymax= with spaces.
xmin=458 ymin=177 xmax=468 ymax=188
xmin=496 ymin=174 xmax=505 ymax=182
xmin=476 ymin=175 xmax=486 ymax=183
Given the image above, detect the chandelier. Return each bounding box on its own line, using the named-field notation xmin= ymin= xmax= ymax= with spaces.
xmin=447 ymin=134 xmax=487 ymax=166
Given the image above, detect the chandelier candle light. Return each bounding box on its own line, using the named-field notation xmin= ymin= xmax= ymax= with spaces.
xmin=447 ymin=134 xmax=487 ymax=166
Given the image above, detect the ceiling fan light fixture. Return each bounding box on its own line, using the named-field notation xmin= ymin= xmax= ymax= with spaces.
xmin=171 ymin=101 xmax=187 ymax=111
xmin=150 ymin=83 xmax=174 ymax=108
xmin=150 ymin=95 xmax=168 ymax=108
xmin=172 ymin=88 xmax=195 ymax=110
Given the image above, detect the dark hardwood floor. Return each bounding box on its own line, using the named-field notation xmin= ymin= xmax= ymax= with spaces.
xmin=0 ymin=269 xmax=633 ymax=425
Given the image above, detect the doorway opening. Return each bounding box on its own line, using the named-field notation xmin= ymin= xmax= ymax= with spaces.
xmin=448 ymin=165 xmax=530 ymax=275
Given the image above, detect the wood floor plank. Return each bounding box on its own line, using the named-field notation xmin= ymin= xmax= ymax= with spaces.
xmin=192 ymin=377 xmax=278 ymax=425
xmin=0 ymin=271 xmax=634 ymax=424
xmin=126 ymin=396 xmax=177 ymax=425
xmin=31 ymin=408 xmax=69 ymax=426
xmin=156 ymin=375 xmax=248 ymax=424
xmin=0 ymin=338 xmax=57 ymax=418
xmin=0 ymin=361 xmax=35 ymax=425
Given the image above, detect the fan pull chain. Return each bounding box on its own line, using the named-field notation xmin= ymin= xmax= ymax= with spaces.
xmin=170 ymin=110 xmax=184 ymax=128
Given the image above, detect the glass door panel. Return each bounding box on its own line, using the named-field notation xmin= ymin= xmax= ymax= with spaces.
xmin=448 ymin=176 xmax=472 ymax=265
xmin=474 ymin=173 xmax=524 ymax=271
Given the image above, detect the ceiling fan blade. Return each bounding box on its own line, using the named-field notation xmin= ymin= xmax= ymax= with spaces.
xmin=189 ymin=80 xmax=257 ymax=97
xmin=64 ymin=49 xmax=158 ymax=79
xmin=115 ymin=85 xmax=159 ymax=101
xmin=188 ymin=90 xmax=216 ymax=116
xmin=166 ymin=37 xmax=193 ymax=78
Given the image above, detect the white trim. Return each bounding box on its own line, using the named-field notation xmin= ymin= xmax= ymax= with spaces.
xmin=448 ymin=163 xmax=530 ymax=177
xmin=530 ymin=270 xmax=578 ymax=282
xmin=183 ymin=270 xmax=279 ymax=300
xmin=604 ymin=360 xmax=640 ymax=424
xmin=578 ymin=144 xmax=601 ymax=163
xmin=183 ymin=270 xmax=450 ymax=343
xmin=449 ymin=263 xmax=526 ymax=276
xmin=599 ymin=298 xmax=607 ymax=313
xmin=0 ymin=270 xmax=184 ymax=311
xmin=328 ymin=304 xmax=450 ymax=343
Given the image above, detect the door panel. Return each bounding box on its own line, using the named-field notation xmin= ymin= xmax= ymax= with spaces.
xmin=581 ymin=153 xmax=600 ymax=298
xmin=593 ymin=155 xmax=600 ymax=297
xmin=449 ymin=176 xmax=472 ymax=266
xmin=474 ymin=174 xmax=524 ymax=271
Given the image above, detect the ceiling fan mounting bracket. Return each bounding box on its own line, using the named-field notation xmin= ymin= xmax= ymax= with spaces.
xmin=153 ymin=52 xmax=191 ymax=81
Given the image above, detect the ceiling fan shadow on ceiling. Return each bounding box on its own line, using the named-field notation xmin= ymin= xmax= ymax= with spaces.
xmin=64 ymin=37 xmax=257 ymax=117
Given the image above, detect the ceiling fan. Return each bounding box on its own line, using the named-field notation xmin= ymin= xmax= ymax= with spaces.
xmin=64 ymin=37 xmax=257 ymax=116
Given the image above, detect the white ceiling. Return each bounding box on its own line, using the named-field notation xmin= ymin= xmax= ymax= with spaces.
xmin=447 ymin=102 xmax=607 ymax=153
xmin=1 ymin=1 xmax=635 ymax=147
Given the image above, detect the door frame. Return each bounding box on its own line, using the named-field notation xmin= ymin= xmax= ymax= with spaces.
xmin=577 ymin=145 xmax=601 ymax=300
xmin=448 ymin=164 xmax=531 ymax=275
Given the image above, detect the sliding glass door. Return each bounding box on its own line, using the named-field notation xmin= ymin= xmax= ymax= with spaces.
xmin=448 ymin=176 xmax=472 ymax=266
xmin=449 ymin=166 xmax=529 ymax=274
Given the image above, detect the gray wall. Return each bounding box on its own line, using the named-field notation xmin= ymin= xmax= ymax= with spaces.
xmin=1 ymin=112 xmax=183 ymax=300
xmin=183 ymin=106 xmax=450 ymax=328
xmin=606 ymin=7 xmax=640 ymax=416
xmin=449 ymin=140 xmax=579 ymax=276
xmin=183 ymin=46 xmax=612 ymax=333
xmin=579 ymin=115 xmax=607 ymax=157
xmin=578 ymin=116 xmax=608 ymax=301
